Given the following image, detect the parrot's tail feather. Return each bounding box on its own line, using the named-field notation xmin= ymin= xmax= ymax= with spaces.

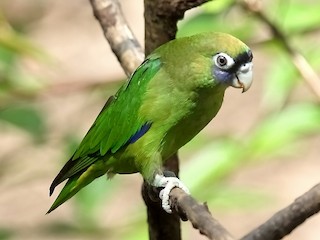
xmin=49 ymin=158 xmax=79 ymax=196
xmin=47 ymin=174 xmax=81 ymax=214
xmin=50 ymin=154 xmax=101 ymax=196
xmin=48 ymin=162 xmax=107 ymax=213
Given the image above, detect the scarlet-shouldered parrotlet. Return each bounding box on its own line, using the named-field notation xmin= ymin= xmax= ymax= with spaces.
xmin=48 ymin=32 xmax=253 ymax=213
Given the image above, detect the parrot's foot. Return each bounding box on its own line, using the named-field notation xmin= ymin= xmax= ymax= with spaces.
xmin=153 ymin=173 xmax=190 ymax=213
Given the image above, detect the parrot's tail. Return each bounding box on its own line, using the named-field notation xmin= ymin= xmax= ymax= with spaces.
xmin=47 ymin=173 xmax=82 ymax=214
xmin=47 ymin=167 xmax=105 ymax=214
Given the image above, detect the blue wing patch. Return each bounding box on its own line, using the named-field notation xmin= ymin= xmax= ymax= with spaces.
xmin=128 ymin=123 xmax=152 ymax=144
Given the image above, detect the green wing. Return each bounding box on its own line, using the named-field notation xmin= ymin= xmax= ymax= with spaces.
xmin=49 ymin=56 xmax=162 ymax=194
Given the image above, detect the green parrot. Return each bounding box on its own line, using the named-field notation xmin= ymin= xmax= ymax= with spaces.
xmin=48 ymin=32 xmax=253 ymax=213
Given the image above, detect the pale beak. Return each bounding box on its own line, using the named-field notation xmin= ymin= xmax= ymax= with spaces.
xmin=232 ymin=62 xmax=253 ymax=92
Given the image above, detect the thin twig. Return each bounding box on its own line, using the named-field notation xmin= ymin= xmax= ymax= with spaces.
xmin=240 ymin=0 xmax=320 ymax=100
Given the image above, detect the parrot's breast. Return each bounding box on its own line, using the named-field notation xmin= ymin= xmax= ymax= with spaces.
xmin=160 ymin=85 xmax=226 ymax=160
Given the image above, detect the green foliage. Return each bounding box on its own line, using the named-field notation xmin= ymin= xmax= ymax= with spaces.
xmin=73 ymin=177 xmax=119 ymax=230
xmin=177 ymin=1 xmax=256 ymax=41
xmin=274 ymin=2 xmax=320 ymax=34
xmin=0 ymin=228 xmax=14 ymax=240
xmin=0 ymin=13 xmax=47 ymax=104
xmin=0 ymin=104 xmax=46 ymax=141
xmin=0 ymin=16 xmax=47 ymax=143
xmin=247 ymin=103 xmax=320 ymax=158
xmin=262 ymin=52 xmax=298 ymax=109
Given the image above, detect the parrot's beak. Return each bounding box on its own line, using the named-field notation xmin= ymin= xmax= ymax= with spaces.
xmin=232 ymin=62 xmax=253 ymax=92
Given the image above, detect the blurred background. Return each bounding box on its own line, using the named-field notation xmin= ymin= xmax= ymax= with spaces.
xmin=0 ymin=0 xmax=319 ymax=239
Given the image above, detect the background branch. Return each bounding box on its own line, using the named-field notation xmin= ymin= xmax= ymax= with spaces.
xmin=89 ymin=0 xmax=144 ymax=76
xmin=241 ymin=183 xmax=320 ymax=240
xmin=240 ymin=0 xmax=320 ymax=100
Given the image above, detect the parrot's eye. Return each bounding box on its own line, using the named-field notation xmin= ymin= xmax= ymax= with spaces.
xmin=217 ymin=56 xmax=227 ymax=66
xmin=213 ymin=53 xmax=235 ymax=70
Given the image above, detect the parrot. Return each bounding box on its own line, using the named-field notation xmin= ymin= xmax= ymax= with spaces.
xmin=48 ymin=32 xmax=253 ymax=214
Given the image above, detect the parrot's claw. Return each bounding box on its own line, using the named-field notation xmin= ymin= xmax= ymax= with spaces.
xmin=153 ymin=174 xmax=190 ymax=213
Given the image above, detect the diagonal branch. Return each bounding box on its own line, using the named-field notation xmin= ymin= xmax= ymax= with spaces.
xmin=170 ymin=188 xmax=235 ymax=240
xmin=241 ymin=183 xmax=320 ymax=240
xmin=89 ymin=0 xmax=144 ymax=76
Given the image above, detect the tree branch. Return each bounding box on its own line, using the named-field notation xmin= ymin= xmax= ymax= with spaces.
xmin=89 ymin=0 xmax=144 ymax=76
xmin=241 ymin=183 xmax=320 ymax=240
xmin=170 ymin=188 xmax=235 ymax=240
xmin=144 ymin=0 xmax=210 ymax=54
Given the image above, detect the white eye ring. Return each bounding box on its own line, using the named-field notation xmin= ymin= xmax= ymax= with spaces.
xmin=213 ymin=53 xmax=235 ymax=70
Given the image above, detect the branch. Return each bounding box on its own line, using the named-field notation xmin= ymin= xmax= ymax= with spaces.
xmin=170 ymin=188 xmax=235 ymax=240
xmin=241 ymin=183 xmax=320 ymax=240
xmin=89 ymin=0 xmax=144 ymax=76
xmin=144 ymin=0 xmax=210 ymax=54
xmin=239 ymin=0 xmax=320 ymax=101
xmin=142 ymin=154 xmax=183 ymax=240
xmin=169 ymin=184 xmax=320 ymax=240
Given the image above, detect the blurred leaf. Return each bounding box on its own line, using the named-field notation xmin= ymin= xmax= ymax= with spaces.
xmin=0 ymin=13 xmax=48 ymax=61
xmin=181 ymin=139 xmax=273 ymax=209
xmin=117 ymin=222 xmax=148 ymax=240
xmin=278 ymin=3 xmax=320 ymax=34
xmin=0 ymin=44 xmax=15 ymax=67
xmin=206 ymin=185 xmax=273 ymax=210
xmin=303 ymin=42 xmax=320 ymax=68
xmin=0 ymin=228 xmax=14 ymax=240
xmin=0 ymin=14 xmax=48 ymax=98
xmin=181 ymin=138 xmax=242 ymax=192
xmin=43 ymin=221 xmax=109 ymax=237
xmin=182 ymin=103 xmax=320 ymax=198
xmin=262 ymin=51 xmax=298 ymax=110
xmin=179 ymin=133 xmax=215 ymax=160
xmin=0 ymin=104 xmax=46 ymax=141
xmin=177 ymin=13 xmax=221 ymax=37
xmin=247 ymin=103 xmax=320 ymax=159
xmin=177 ymin=8 xmax=256 ymax=41
xmin=202 ymin=0 xmax=235 ymax=14
xmin=74 ymin=177 xmax=119 ymax=229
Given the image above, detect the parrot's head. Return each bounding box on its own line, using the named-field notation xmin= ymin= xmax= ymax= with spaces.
xmin=209 ymin=33 xmax=253 ymax=92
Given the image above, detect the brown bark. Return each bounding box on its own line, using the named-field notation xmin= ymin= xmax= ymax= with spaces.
xmin=89 ymin=0 xmax=144 ymax=76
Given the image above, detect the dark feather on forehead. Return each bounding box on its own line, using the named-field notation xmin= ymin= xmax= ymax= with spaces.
xmin=235 ymin=49 xmax=253 ymax=64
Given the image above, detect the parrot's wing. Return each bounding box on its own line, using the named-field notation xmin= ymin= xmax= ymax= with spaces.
xmin=50 ymin=56 xmax=162 ymax=194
